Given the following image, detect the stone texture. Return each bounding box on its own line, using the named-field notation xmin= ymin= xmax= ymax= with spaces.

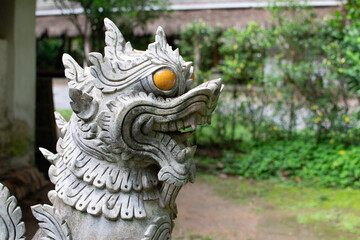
xmin=0 ymin=18 xmax=222 ymax=239
xmin=0 ymin=183 xmax=25 ymax=240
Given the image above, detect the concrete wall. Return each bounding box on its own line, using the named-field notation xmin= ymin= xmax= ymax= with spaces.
xmin=0 ymin=0 xmax=36 ymax=137
xmin=0 ymin=0 xmax=36 ymax=174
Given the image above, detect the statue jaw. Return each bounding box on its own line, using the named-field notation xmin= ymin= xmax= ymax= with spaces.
xmin=114 ymin=78 xmax=223 ymax=186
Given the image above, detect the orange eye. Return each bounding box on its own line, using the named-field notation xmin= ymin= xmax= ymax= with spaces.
xmin=191 ymin=73 xmax=195 ymax=81
xmin=153 ymin=70 xmax=176 ymax=90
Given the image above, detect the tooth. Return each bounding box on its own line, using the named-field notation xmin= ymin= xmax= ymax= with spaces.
xmin=169 ymin=122 xmax=177 ymax=131
xmin=172 ymin=145 xmax=181 ymax=155
xmin=183 ymin=120 xmax=190 ymax=129
xmin=189 ymin=115 xmax=197 ymax=131
xmin=167 ymin=139 xmax=177 ymax=150
xmin=139 ymin=92 xmax=147 ymax=98
xmin=163 ymin=135 xmax=171 ymax=145
xmin=176 ymin=121 xmax=184 ymax=130
xmin=189 ymin=164 xmax=196 ymax=183
xmin=155 ymin=132 xmax=164 ymax=141
xmin=149 ymin=92 xmax=156 ymax=99
xmin=157 ymin=96 xmax=164 ymax=102
xmin=142 ymin=117 xmax=154 ymax=134
xmin=160 ymin=123 xmax=168 ymax=132
xmin=176 ymin=149 xmax=186 ymax=163
xmin=142 ymin=175 xmax=151 ymax=190
xmin=186 ymin=146 xmax=197 ymax=157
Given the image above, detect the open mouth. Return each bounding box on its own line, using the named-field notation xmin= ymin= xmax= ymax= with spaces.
xmin=116 ymin=78 xmax=222 ymax=185
xmin=147 ymin=113 xmax=212 ymax=163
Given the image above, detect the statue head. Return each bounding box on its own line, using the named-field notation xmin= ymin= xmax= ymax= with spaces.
xmin=62 ymin=18 xmax=223 ymax=187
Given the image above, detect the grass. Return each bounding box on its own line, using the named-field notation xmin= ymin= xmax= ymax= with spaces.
xmin=197 ymin=174 xmax=360 ymax=239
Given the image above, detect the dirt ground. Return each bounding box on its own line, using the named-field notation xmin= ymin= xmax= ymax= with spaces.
xmin=173 ymin=182 xmax=258 ymax=240
xmin=20 ymin=180 xmax=324 ymax=240
xmin=173 ymin=182 xmax=319 ymax=240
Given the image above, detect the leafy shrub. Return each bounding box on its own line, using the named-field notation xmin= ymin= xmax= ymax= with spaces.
xmin=267 ymin=2 xmax=352 ymax=140
xmin=325 ymin=0 xmax=360 ymax=93
xmin=178 ymin=19 xmax=222 ymax=84
xmin=216 ymin=22 xmax=276 ymax=144
xmin=219 ymin=22 xmax=272 ymax=85
xmin=198 ymin=137 xmax=360 ymax=188
xmin=183 ymin=1 xmax=360 ymax=189
xmin=37 ymin=38 xmax=64 ymax=70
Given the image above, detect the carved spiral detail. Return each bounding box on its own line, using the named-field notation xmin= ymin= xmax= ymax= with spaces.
xmin=0 ymin=183 xmax=25 ymax=240
xmin=31 ymin=204 xmax=72 ymax=240
xmin=142 ymin=216 xmax=172 ymax=240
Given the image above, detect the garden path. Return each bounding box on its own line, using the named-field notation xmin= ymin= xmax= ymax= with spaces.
xmin=21 ymin=180 xmax=320 ymax=240
xmin=173 ymin=181 xmax=319 ymax=240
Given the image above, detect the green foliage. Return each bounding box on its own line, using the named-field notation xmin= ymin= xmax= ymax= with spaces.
xmin=219 ymin=22 xmax=272 ymax=84
xmin=37 ymin=38 xmax=64 ymax=70
xmin=198 ymin=137 xmax=360 ymax=188
xmin=325 ymin=0 xmax=360 ymax=94
xmin=195 ymin=1 xmax=354 ymax=145
xmin=49 ymin=1 xmax=360 ymax=191
xmin=217 ymin=23 xmax=275 ymax=144
xmin=179 ymin=19 xmax=214 ymax=70
xmin=267 ymin=3 xmax=351 ymax=140
xmin=194 ymin=101 xmax=253 ymax=149
xmin=178 ymin=19 xmax=222 ymax=85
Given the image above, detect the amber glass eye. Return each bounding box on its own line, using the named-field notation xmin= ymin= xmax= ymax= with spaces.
xmin=191 ymin=73 xmax=195 ymax=81
xmin=153 ymin=70 xmax=176 ymax=90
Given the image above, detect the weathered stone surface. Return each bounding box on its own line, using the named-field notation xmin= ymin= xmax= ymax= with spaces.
xmin=0 ymin=183 xmax=25 ymax=240
xmin=0 ymin=18 xmax=222 ymax=239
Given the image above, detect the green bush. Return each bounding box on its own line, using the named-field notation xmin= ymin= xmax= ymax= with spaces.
xmin=325 ymin=0 xmax=360 ymax=93
xmin=267 ymin=2 xmax=353 ymax=140
xmin=198 ymin=137 xmax=360 ymax=188
xmin=37 ymin=38 xmax=64 ymax=70
xmin=219 ymin=22 xmax=272 ymax=85
xmin=178 ymin=19 xmax=222 ymax=84
xmin=183 ymin=1 xmax=360 ymax=189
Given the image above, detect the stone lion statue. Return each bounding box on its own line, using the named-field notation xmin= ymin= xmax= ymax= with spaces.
xmin=0 ymin=18 xmax=222 ymax=240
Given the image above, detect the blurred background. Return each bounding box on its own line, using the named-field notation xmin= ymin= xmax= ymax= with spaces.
xmin=2 ymin=0 xmax=360 ymax=239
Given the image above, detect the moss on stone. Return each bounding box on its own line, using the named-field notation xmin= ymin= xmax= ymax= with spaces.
xmin=0 ymin=120 xmax=32 ymax=157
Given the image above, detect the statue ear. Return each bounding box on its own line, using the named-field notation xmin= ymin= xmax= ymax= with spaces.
xmin=69 ymin=88 xmax=98 ymax=121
